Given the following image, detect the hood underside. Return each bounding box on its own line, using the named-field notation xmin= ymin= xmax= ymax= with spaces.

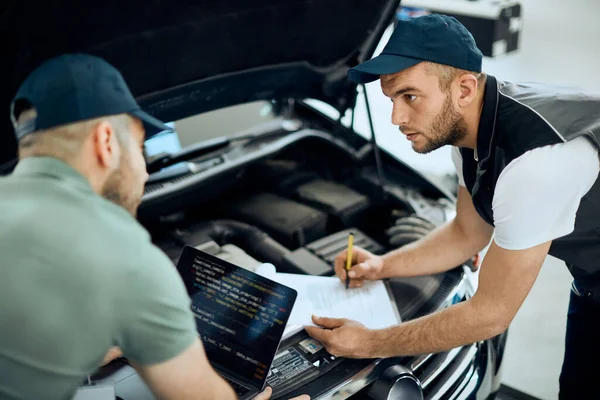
xmin=1 ymin=0 xmax=399 ymax=165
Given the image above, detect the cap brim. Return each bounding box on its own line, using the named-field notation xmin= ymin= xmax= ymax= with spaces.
xmin=348 ymin=54 xmax=423 ymax=83
xmin=129 ymin=109 xmax=174 ymax=139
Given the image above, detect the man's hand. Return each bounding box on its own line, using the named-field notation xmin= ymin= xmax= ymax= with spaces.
xmin=253 ymin=386 xmax=310 ymax=400
xmin=334 ymin=247 xmax=384 ymax=288
xmin=101 ymin=346 xmax=123 ymax=366
xmin=304 ymin=316 xmax=375 ymax=358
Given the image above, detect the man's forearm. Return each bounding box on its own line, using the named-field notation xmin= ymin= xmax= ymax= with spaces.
xmin=367 ymin=240 xmax=548 ymax=358
xmin=134 ymin=339 xmax=238 ymax=400
xmin=380 ymin=219 xmax=489 ymax=278
xmin=367 ymin=298 xmax=506 ymax=358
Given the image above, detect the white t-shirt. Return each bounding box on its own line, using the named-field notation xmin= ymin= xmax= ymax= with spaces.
xmin=452 ymin=136 xmax=600 ymax=250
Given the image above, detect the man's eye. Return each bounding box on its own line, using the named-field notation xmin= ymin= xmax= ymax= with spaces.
xmin=405 ymin=94 xmax=417 ymax=102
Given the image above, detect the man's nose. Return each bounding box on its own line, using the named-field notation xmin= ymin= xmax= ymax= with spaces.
xmin=391 ymin=103 xmax=409 ymax=127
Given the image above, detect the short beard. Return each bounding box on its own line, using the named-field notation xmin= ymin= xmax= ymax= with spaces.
xmin=102 ymin=154 xmax=140 ymax=217
xmin=416 ymin=95 xmax=468 ymax=154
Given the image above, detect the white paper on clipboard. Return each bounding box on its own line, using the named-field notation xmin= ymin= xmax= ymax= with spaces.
xmin=255 ymin=265 xmax=401 ymax=339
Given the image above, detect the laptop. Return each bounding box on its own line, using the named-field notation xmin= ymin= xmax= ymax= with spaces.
xmin=177 ymin=245 xmax=298 ymax=399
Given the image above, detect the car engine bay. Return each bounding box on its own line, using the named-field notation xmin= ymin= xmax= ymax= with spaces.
xmin=142 ymin=128 xmax=455 ymax=280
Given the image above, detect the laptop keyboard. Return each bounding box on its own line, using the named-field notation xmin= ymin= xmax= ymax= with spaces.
xmin=224 ymin=376 xmax=251 ymax=397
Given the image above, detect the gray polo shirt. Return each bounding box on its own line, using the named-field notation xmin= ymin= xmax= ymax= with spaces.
xmin=0 ymin=157 xmax=198 ymax=400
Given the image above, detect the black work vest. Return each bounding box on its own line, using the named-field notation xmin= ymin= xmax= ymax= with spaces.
xmin=461 ymin=76 xmax=600 ymax=301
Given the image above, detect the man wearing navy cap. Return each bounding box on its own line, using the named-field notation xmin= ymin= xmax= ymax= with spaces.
xmin=306 ymin=14 xmax=600 ymax=398
xmin=0 ymin=54 xmax=306 ymax=400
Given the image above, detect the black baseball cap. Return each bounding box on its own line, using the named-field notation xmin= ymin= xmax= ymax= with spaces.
xmin=348 ymin=14 xmax=483 ymax=83
xmin=10 ymin=53 xmax=173 ymax=140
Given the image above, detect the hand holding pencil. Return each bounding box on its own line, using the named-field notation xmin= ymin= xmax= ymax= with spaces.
xmin=334 ymin=237 xmax=385 ymax=289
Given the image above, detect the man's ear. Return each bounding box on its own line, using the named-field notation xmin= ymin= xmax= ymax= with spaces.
xmin=91 ymin=120 xmax=121 ymax=169
xmin=456 ymin=74 xmax=479 ymax=108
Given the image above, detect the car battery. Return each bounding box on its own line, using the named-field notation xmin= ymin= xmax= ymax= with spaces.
xmin=399 ymin=0 xmax=522 ymax=57
xmin=228 ymin=192 xmax=328 ymax=249
xmin=291 ymin=179 xmax=370 ymax=229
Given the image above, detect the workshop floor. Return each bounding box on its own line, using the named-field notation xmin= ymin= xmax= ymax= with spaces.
xmin=352 ymin=0 xmax=600 ymax=398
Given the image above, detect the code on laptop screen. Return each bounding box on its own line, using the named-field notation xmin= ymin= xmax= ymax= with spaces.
xmin=177 ymin=246 xmax=297 ymax=388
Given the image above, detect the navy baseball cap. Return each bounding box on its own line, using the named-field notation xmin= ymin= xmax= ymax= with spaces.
xmin=10 ymin=53 xmax=173 ymax=140
xmin=348 ymin=14 xmax=483 ymax=83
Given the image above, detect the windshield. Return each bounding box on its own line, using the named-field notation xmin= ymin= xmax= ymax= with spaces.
xmin=145 ymin=101 xmax=276 ymax=159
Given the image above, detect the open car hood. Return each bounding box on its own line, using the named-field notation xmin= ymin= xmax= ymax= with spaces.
xmin=0 ymin=0 xmax=399 ymax=165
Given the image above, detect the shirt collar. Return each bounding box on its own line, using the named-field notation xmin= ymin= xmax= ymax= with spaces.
xmin=475 ymin=75 xmax=499 ymax=163
xmin=12 ymin=157 xmax=94 ymax=193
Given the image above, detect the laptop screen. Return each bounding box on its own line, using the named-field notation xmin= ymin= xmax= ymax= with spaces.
xmin=177 ymin=245 xmax=297 ymax=388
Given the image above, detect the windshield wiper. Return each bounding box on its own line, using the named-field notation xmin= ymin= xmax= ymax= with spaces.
xmin=146 ymin=137 xmax=230 ymax=174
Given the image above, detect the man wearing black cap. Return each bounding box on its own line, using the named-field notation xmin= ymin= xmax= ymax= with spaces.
xmin=0 ymin=54 xmax=306 ymax=400
xmin=305 ymin=14 xmax=600 ymax=398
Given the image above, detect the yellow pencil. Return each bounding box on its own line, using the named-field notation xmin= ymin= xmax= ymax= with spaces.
xmin=345 ymin=232 xmax=354 ymax=289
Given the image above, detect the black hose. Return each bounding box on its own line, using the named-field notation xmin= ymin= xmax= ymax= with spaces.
xmin=176 ymin=220 xmax=291 ymax=266
xmin=394 ymin=215 xmax=436 ymax=231
xmin=386 ymin=214 xmax=437 ymax=248
xmin=385 ymin=224 xmax=431 ymax=238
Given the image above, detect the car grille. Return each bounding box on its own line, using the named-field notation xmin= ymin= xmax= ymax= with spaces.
xmin=406 ymin=275 xmax=481 ymax=400
xmin=411 ymin=343 xmax=480 ymax=400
